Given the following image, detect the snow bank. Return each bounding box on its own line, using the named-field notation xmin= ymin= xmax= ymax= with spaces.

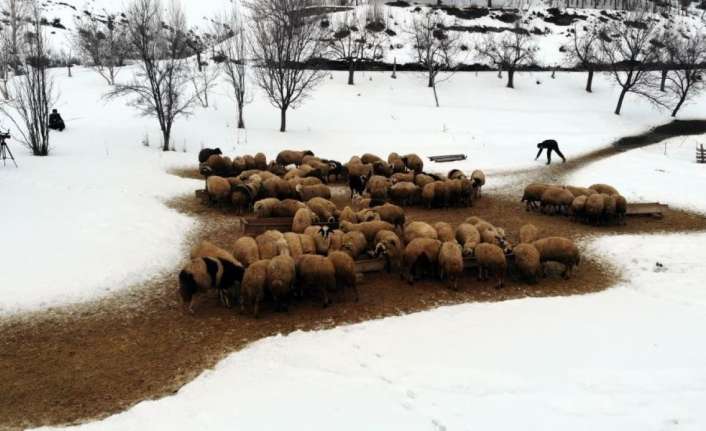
xmin=38 ymin=232 xmax=706 ymax=431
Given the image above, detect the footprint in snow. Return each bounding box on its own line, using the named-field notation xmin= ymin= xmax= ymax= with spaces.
xmin=406 ymin=389 xmax=417 ymax=399
xmin=431 ymin=419 xmax=447 ymax=431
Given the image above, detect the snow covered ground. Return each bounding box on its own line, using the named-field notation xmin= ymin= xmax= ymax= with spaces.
xmin=38 ymin=231 xmax=706 ymax=431
xmin=2 ymin=66 xmax=703 ymax=313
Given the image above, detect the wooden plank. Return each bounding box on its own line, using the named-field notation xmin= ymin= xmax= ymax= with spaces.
xmin=355 ymin=257 xmax=387 ymax=274
xmin=428 ymin=154 xmax=467 ymax=163
xmin=626 ymin=203 xmax=668 ymax=218
xmin=242 ymin=217 xmax=293 ymax=235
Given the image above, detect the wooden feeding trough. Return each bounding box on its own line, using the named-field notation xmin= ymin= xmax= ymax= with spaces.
xmin=428 ymin=154 xmax=467 ymax=163
xmin=626 ymin=202 xmax=668 ymax=219
xmin=355 ymin=256 xmax=387 ymax=274
xmin=241 ymin=217 xmax=339 ymax=236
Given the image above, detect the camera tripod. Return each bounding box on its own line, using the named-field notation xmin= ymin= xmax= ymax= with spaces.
xmin=0 ymin=134 xmax=17 ymax=167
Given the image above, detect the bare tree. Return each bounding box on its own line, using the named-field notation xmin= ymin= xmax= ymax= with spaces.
xmin=408 ymin=9 xmax=462 ymax=107
xmin=74 ymin=12 xmax=130 ymax=85
xmin=1 ymin=0 xmax=29 ymax=75
xmin=189 ymin=56 xmax=220 ymax=108
xmin=248 ymin=0 xmax=327 ymax=132
xmin=663 ymin=24 xmax=706 ymax=117
xmin=599 ymin=14 xmax=665 ymax=115
xmin=476 ymin=26 xmax=538 ymax=89
xmin=215 ymin=8 xmax=252 ymax=129
xmin=565 ymin=22 xmax=601 ymax=92
xmin=106 ymin=0 xmax=200 ymax=151
xmin=326 ymin=4 xmax=387 ymax=85
xmin=0 ymin=4 xmax=57 ymax=156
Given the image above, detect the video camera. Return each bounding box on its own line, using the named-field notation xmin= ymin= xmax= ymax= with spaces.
xmin=0 ymin=130 xmax=10 ymax=140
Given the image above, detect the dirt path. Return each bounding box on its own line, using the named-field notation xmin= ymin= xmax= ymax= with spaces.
xmin=2 ymin=120 xmax=706 ymax=430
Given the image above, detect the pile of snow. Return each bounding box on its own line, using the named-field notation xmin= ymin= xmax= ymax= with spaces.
xmin=568 ymin=134 xmax=706 ymax=214
xmin=38 ymin=232 xmax=706 ymax=430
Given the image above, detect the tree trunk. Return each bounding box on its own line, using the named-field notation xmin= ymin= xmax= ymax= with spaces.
xmin=506 ymin=69 xmax=514 ymax=88
xmin=660 ymin=69 xmax=667 ymax=92
xmin=162 ymin=128 xmax=171 ymax=151
xmin=348 ymin=61 xmax=355 ymax=85
xmin=238 ymin=103 xmax=245 ymax=129
xmin=432 ymin=84 xmax=439 ymax=107
xmin=488 ymin=0 xmax=492 ymax=7
xmin=671 ymin=93 xmax=687 ymax=117
xmin=280 ymin=107 xmax=287 ymax=133
xmin=586 ymin=69 xmax=594 ymax=93
xmin=392 ymin=57 xmax=397 ymax=79
xmin=614 ymin=87 xmax=628 ymax=115
xmin=428 ymin=72 xmax=434 ymax=88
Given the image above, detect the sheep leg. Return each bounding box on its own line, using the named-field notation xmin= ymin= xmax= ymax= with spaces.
xmin=477 ymin=265 xmax=483 ymax=281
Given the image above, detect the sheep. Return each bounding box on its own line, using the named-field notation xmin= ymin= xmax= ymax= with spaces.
xmin=361 ymin=153 xmax=383 ymax=164
xmin=540 ymin=186 xmax=574 ymax=215
xmin=232 ymin=157 xmax=247 ymax=175
xmin=262 ymin=177 xmax=294 ymax=200
xmin=584 ymin=193 xmax=605 ymax=225
xmin=231 ymin=181 xmax=261 ymax=214
xmin=266 ymin=239 xmax=296 ymax=312
xmin=438 ymin=241 xmax=464 ymax=290
xmin=589 ymin=183 xmax=619 ymax=196
xmin=402 ymin=153 xmax=424 ymax=173
xmin=465 ymin=216 xmax=485 ymax=226
xmin=296 ymin=254 xmax=335 ymax=307
xmin=304 ymin=225 xmax=332 ymax=255
xmin=403 ymin=238 xmax=441 ymax=284
xmin=328 ymin=229 xmax=344 ymax=252
xmin=602 ymin=194 xmax=617 ymax=223
xmin=346 ymin=160 xmax=372 ymax=197
xmin=292 ymin=208 xmax=319 ymax=233
xmin=198 ymin=147 xmax=222 ymax=163
xmin=178 ymin=255 xmax=245 ymax=313
xmin=206 ymin=176 xmax=232 ymax=205
xmin=365 ymin=175 xmax=391 ymax=205
xmin=254 ymin=152 xmax=267 ymax=170
xmin=455 ymin=223 xmax=481 ymax=256
xmin=340 ymin=220 xmax=395 ymax=244
xmin=299 ymin=233 xmax=318 ymax=255
xmin=445 ymin=179 xmax=464 ymax=207
xmin=470 ymin=170 xmax=486 ymax=199
xmin=448 ymin=169 xmax=466 ymax=180
xmin=307 ymin=197 xmax=339 ymax=223
xmin=304 ymin=157 xmax=331 ymax=183
xmin=564 ymin=185 xmax=596 ymax=198
xmin=341 ymin=230 xmax=368 ymax=259
xmin=481 ymin=227 xmax=511 ymax=253
xmin=273 ymin=199 xmax=307 ymax=217
xmin=276 ymin=150 xmax=314 ymax=167
xmin=191 ymin=241 xmax=240 ymax=265
xmin=243 ymin=155 xmax=256 ymax=171
xmin=283 ymin=232 xmax=304 ymax=260
xmin=532 ymin=237 xmax=580 ymax=279
xmin=404 ymin=221 xmax=438 ymax=243
xmin=391 ymin=172 xmax=415 ymax=184
xmin=297 ymin=184 xmax=331 ymax=201
xmin=240 ymin=259 xmax=270 ymax=318
xmin=373 ymin=230 xmax=403 ymax=274
xmin=422 ymin=181 xmax=450 ymax=209
xmin=372 ymin=160 xmax=393 ymax=177
xmin=615 ymin=195 xmax=627 ymax=225
xmin=233 ymin=236 xmax=260 ymax=267
xmin=434 ymin=222 xmax=455 ymax=243
xmin=254 ymin=198 xmax=281 ymax=218
xmin=356 ymin=208 xmax=381 ymax=222
xmin=339 ymin=206 xmax=358 ymax=223
xmin=204 ymin=154 xmax=232 ymax=177
xmin=522 ymin=183 xmax=550 ymax=211
xmin=519 ymin=223 xmax=539 ymax=244
xmin=458 ymin=178 xmax=474 ymax=207
xmin=348 ymin=173 xmax=368 ymax=198
xmin=256 ymin=230 xmax=285 ymax=260
xmin=512 ymin=243 xmax=541 ymax=283
xmin=389 ymin=182 xmax=420 ymax=206
xmin=414 ymin=173 xmax=435 ymax=188
xmin=370 ymin=203 xmax=405 ymax=228
xmin=328 ymin=251 xmax=359 ymax=302
xmin=388 ymin=152 xmax=407 ymax=173
xmin=474 ymin=243 xmax=507 ymax=289
xmin=570 ymin=195 xmax=588 ymax=221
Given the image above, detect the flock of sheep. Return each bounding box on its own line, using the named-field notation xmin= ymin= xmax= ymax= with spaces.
xmin=522 ymin=182 xmax=628 ymax=225
xmin=178 ymin=151 xmax=583 ymax=317
xmin=197 ymin=148 xmax=487 ymax=212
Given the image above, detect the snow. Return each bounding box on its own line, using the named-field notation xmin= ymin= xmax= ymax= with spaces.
xmin=568 ymin=134 xmax=706 ymax=215
xmin=37 ymin=232 xmax=706 ymax=431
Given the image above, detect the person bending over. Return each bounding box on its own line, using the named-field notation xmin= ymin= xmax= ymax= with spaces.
xmin=535 ymin=139 xmax=565 ymax=165
xmin=48 ymin=109 xmax=65 ymax=132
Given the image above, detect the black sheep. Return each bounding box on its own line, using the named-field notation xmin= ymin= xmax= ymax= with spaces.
xmin=198 ymin=147 xmax=223 ymax=163
xmin=348 ymin=174 xmax=368 ymax=198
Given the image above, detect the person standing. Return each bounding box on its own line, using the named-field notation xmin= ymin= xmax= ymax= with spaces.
xmin=535 ymin=139 xmax=565 ymax=165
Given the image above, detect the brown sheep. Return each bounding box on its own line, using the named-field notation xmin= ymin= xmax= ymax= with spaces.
xmin=206 ymin=176 xmax=232 ymax=204
xmin=403 ymin=238 xmax=441 ymax=283
xmin=519 ymin=224 xmax=539 ymax=244
xmin=296 ymin=255 xmax=335 ymax=307
xmin=262 ymin=177 xmax=294 ymax=200
xmin=474 ymin=243 xmax=506 ymax=289
xmin=391 ymin=172 xmax=414 ymax=184
xmin=570 ymin=195 xmax=588 ymax=221
xmin=191 ymin=241 xmax=239 ymax=265
xmin=513 ymin=243 xmax=541 ymax=283
xmin=205 ymin=154 xmax=232 ymax=177
xmin=240 ymin=259 xmax=270 ymax=317
xmin=414 ymin=173 xmax=435 ymax=188
xmin=615 ymin=195 xmax=627 ymax=224
xmin=455 ymin=223 xmax=481 ymax=256
xmin=276 ymin=150 xmax=314 ymax=167
xmin=372 ymin=160 xmax=393 ymax=177
xmin=361 ymin=153 xmax=383 ymax=164
xmin=266 ymin=240 xmax=296 ymax=312
xmin=356 ymin=208 xmax=381 ymax=222
xmin=434 ymin=222 xmax=455 ymax=242
xmin=448 ymin=169 xmax=466 ymax=180
xmin=402 ymin=153 xmax=424 ymax=173
xmin=340 ymin=220 xmax=395 ymax=244
xmin=256 ymin=230 xmax=285 ymax=260
xmin=242 ymin=155 xmax=256 ymax=171
xmin=404 ymin=221 xmax=438 ymax=243
xmin=371 ymin=203 xmax=406 ymax=228
xmin=365 ymin=175 xmax=391 ymax=205
xmin=304 ymin=225 xmax=331 ymax=255
xmin=328 ymin=251 xmax=359 ymax=302
xmin=307 ymin=197 xmax=339 ymax=223
xmin=589 ymin=183 xmax=619 ymax=196
xmin=299 ymin=233 xmax=317 ymax=255
xmin=254 ymin=152 xmax=267 ymax=170
xmin=254 ymin=198 xmax=281 ymax=218
xmin=540 ymin=186 xmax=574 ymax=215
xmin=341 ymin=230 xmax=368 ymax=259
xmin=603 ymin=194 xmax=617 ymax=223
xmin=564 ymin=185 xmax=596 ymax=198
xmin=389 ymin=182 xmax=420 ymax=206
xmin=273 ymin=199 xmax=307 ymax=217
xmin=373 ymin=230 xmax=404 ymax=274
xmin=297 ymin=184 xmax=331 ymax=201
xmin=532 ymin=237 xmax=580 ymax=279
xmin=584 ymin=193 xmax=605 ymax=225
xmin=422 ymin=181 xmax=450 ymax=209
xmin=471 ymin=170 xmax=486 ymax=199
xmin=283 ymin=232 xmax=304 ymax=260
xmin=232 ymin=157 xmax=247 ymax=175
xmin=522 ymin=183 xmax=550 ymax=211
xmin=328 ymin=229 xmax=344 ymax=252
xmin=439 ymin=241 xmax=464 ymax=290
xmin=339 ymin=206 xmax=358 ymax=223
xmin=233 ymin=236 xmax=260 ymax=267
xmin=292 ymin=208 xmax=319 ymax=233
xmin=388 ymin=152 xmax=407 ymax=173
